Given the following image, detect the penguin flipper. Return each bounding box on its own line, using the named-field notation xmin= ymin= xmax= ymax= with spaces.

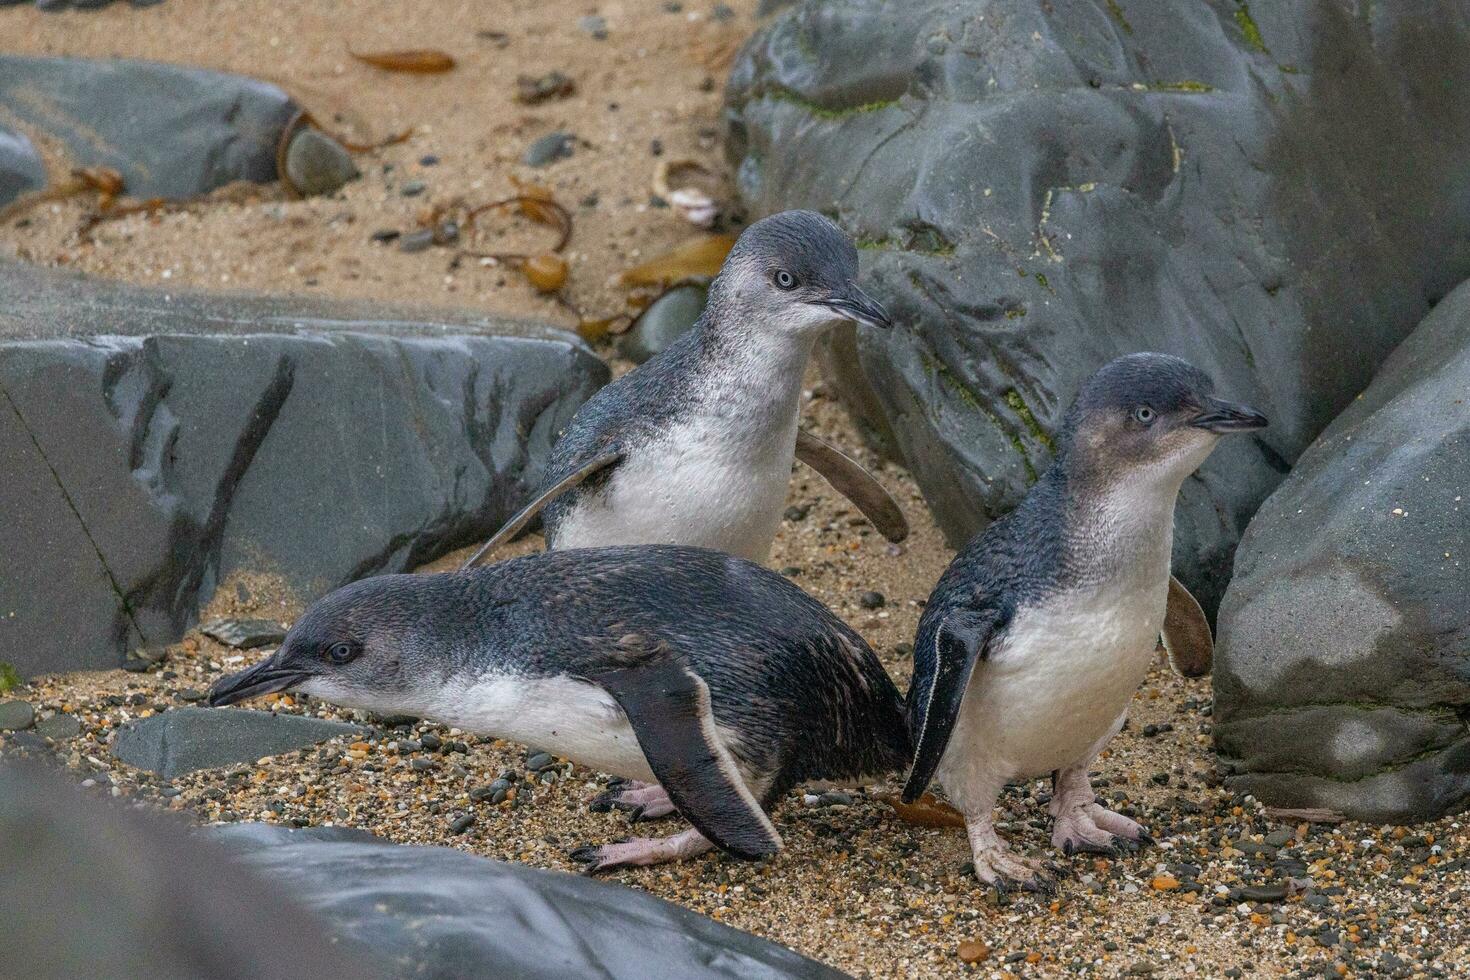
xmin=460 ymin=448 xmax=624 ymax=570
xmin=795 ymin=428 xmax=909 ymax=543
xmin=589 ymin=658 xmax=782 ymax=861
xmin=1162 ymin=575 xmax=1213 ymax=678
xmin=902 ymin=606 xmax=1009 ymax=803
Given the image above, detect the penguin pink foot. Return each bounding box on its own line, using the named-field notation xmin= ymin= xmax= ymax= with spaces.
xmin=569 ymin=828 xmax=714 ymax=874
xmin=588 ymin=782 xmax=675 ymax=820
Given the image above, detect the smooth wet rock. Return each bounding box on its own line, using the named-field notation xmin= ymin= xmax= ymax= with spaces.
xmin=726 ymin=1 xmax=1470 ymax=612
xmin=112 ymin=707 xmax=364 ymax=778
xmin=617 ymin=283 xmax=708 ymax=364
xmin=0 ymin=765 xmax=385 ymax=980
xmin=0 ymin=261 xmax=607 ymax=678
xmin=0 ymin=125 xmax=46 ymax=208
xmin=201 ymin=618 xmax=288 ymax=650
xmin=283 ymin=127 xmax=359 ymax=197
xmin=210 ymin=822 xmax=849 ymax=979
xmin=0 ymin=55 xmax=298 ymax=201
xmin=523 ymin=131 xmax=576 ymax=167
xmin=0 ymin=700 xmax=35 ymax=731
xmin=1216 ymin=279 xmax=1470 ymax=823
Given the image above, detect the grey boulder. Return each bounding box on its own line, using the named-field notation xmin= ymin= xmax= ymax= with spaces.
xmin=0 ymin=763 xmax=386 ymax=980
xmin=0 ymin=124 xmax=46 ymax=207
xmin=210 ymin=822 xmax=849 ymax=980
xmin=0 ymin=261 xmax=608 ymax=678
xmin=725 ymin=0 xmax=1470 ymax=611
xmin=0 ymin=55 xmax=297 ymax=204
xmin=112 ymin=707 xmax=363 ymax=778
xmin=1215 ymin=280 xmax=1470 ymax=823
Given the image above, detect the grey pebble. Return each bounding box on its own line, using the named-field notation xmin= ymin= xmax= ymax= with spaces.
xmin=449 ymin=812 xmax=476 ymax=834
xmin=371 ymin=228 xmax=401 ymax=243
xmin=201 ymin=618 xmax=287 ymax=650
xmin=410 ymin=757 xmax=435 ymax=772
xmin=617 ymin=284 xmax=708 ymax=364
xmin=400 ymin=179 xmax=427 ymax=197
xmin=398 ymin=229 xmax=435 ymax=253
xmin=526 ymin=751 xmax=554 ymax=772
xmin=578 ymin=14 xmax=608 ymax=39
xmin=858 ymin=591 xmax=886 ymax=610
xmin=523 ymin=131 xmax=575 ymax=168
xmin=284 ymin=128 xmax=359 ymax=198
xmin=0 ymin=700 xmax=35 ymax=731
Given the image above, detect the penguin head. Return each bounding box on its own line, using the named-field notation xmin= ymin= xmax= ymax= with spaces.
xmin=712 ymin=209 xmax=892 ymax=337
xmin=1058 ymin=352 xmax=1268 ymax=487
xmin=207 ymin=574 xmax=454 ymax=714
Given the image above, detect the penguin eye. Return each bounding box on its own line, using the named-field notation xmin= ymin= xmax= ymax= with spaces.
xmin=1132 ymin=405 xmax=1156 ymax=426
xmin=325 ymin=641 xmax=359 ymax=665
xmin=773 ymin=269 xmax=798 ymax=290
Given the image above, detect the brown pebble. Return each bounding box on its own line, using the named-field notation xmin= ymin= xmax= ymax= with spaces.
xmin=958 ymin=941 xmax=990 ymax=963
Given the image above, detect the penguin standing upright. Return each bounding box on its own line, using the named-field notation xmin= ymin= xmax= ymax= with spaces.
xmin=901 ymin=353 xmax=1267 ymax=891
xmin=461 ymin=209 xmax=907 ymax=569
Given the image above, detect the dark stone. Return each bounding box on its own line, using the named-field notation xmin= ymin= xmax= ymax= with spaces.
xmin=209 ymin=822 xmax=848 ymax=979
xmin=1240 ymin=884 xmax=1288 ymax=903
xmin=858 ymin=591 xmax=885 ymax=610
xmin=516 ymin=70 xmax=576 ymax=105
xmin=34 ymin=713 xmax=81 ymax=741
xmin=526 ymin=750 xmax=554 ymax=772
xmin=112 ymin=707 xmax=363 ymax=778
xmin=523 ymin=131 xmax=576 ymax=167
xmin=201 ymin=618 xmax=288 ymax=650
xmin=0 ymin=261 xmax=607 ymax=679
xmin=725 ymin=0 xmax=1470 ymax=612
xmin=0 ymin=700 xmax=35 ymax=731
xmin=400 ymin=179 xmax=427 ymax=197
xmin=283 ymin=128 xmax=359 ymax=197
xmin=0 ymin=764 xmax=385 ymax=980
xmin=0 ymin=56 xmax=299 ymax=201
xmin=0 ymin=124 xmax=46 ymax=208
xmin=617 ymin=283 xmax=709 ymax=364
xmin=1216 ymin=280 xmax=1470 ymax=823
xmin=398 ymin=227 xmax=436 ymax=252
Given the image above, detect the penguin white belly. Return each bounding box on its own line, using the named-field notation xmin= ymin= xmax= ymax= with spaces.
xmin=947 ymin=584 xmax=1165 ymax=781
xmin=554 ymin=424 xmax=793 ymax=562
xmin=417 ymin=674 xmax=657 ymax=783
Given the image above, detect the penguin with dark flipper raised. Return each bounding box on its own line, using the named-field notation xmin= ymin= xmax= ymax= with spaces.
xmin=901 ymin=353 xmax=1267 ymax=892
xmin=460 ymin=209 xmax=907 ymax=571
xmin=209 ymin=545 xmax=911 ymax=873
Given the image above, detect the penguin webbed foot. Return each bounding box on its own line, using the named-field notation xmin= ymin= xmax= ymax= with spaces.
xmin=1052 ymin=802 xmax=1151 ymax=859
xmin=569 ymin=827 xmax=715 ymax=875
xmin=969 ymin=844 xmax=1054 ymax=896
xmin=586 ymin=782 xmax=676 ymax=821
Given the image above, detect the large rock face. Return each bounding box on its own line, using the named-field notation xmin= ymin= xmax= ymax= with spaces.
xmin=0 ymin=124 xmax=45 ymax=206
xmin=726 ymin=0 xmax=1470 ymax=610
xmin=1214 ymin=281 xmax=1470 ymax=823
xmin=212 ymin=824 xmax=848 ymax=980
xmin=0 ymin=764 xmax=386 ymax=980
xmin=0 ymin=55 xmax=298 ymax=205
xmin=0 ymin=262 xmax=608 ymax=677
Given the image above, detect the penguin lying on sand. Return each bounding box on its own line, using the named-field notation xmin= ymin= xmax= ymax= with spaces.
xmin=460 ymin=209 xmax=908 ymax=570
xmin=901 ymin=353 xmax=1266 ymax=892
xmin=209 ymin=546 xmax=911 ymax=873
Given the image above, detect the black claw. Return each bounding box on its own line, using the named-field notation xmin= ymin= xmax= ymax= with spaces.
xmin=1135 ymin=831 xmax=1156 ymax=848
xmin=1062 ymin=840 xmax=1075 ymax=857
xmin=569 ymin=846 xmax=600 ymax=864
xmin=605 ymin=776 xmax=630 ymax=789
xmin=629 ymin=804 xmax=647 ymax=823
xmin=587 ymin=794 xmax=615 ymax=813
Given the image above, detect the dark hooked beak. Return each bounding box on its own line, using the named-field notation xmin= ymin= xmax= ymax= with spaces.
xmin=818 ymin=284 xmax=893 ymax=329
xmin=207 ymin=652 xmax=308 ymax=707
xmin=1191 ymin=396 xmax=1269 ymax=433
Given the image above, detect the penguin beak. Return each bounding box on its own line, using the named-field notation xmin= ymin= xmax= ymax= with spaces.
xmin=208 ymin=652 xmax=309 ymax=707
xmin=1191 ymin=397 xmax=1269 ymax=433
xmin=818 ymin=284 xmax=893 ymax=330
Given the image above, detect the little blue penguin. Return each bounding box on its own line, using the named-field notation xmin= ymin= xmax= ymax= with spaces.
xmin=208 ymin=545 xmax=911 ymax=874
xmin=460 ymin=208 xmax=906 ymax=569
xmin=901 ymin=353 xmax=1267 ymax=892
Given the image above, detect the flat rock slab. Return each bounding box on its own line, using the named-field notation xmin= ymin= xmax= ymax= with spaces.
xmin=210 ymin=822 xmax=849 ymax=980
xmin=1216 ymin=280 xmax=1470 ymax=823
xmin=726 ymin=1 xmax=1470 ymax=611
xmin=112 ymin=707 xmax=363 ymax=778
xmin=0 ymin=55 xmax=297 ymax=205
xmin=0 ymin=763 xmax=386 ymax=980
xmin=201 ymin=618 xmax=289 ymax=650
xmin=0 ymin=261 xmax=608 ymax=678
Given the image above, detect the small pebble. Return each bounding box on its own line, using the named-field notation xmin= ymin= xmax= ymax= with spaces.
xmin=0 ymin=700 xmax=35 ymax=731
xmin=523 ymin=131 xmax=576 ymax=168
xmin=398 ymin=229 xmax=435 ymax=253
xmin=449 ymin=813 xmax=475 ymax=834
xmin=578 ymin=14 xmax=608 ymax=39
xmin=400 ymin=180 xmax=427 ymax=197
xmin=859 ymin=591 xmax=886 ymax=610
